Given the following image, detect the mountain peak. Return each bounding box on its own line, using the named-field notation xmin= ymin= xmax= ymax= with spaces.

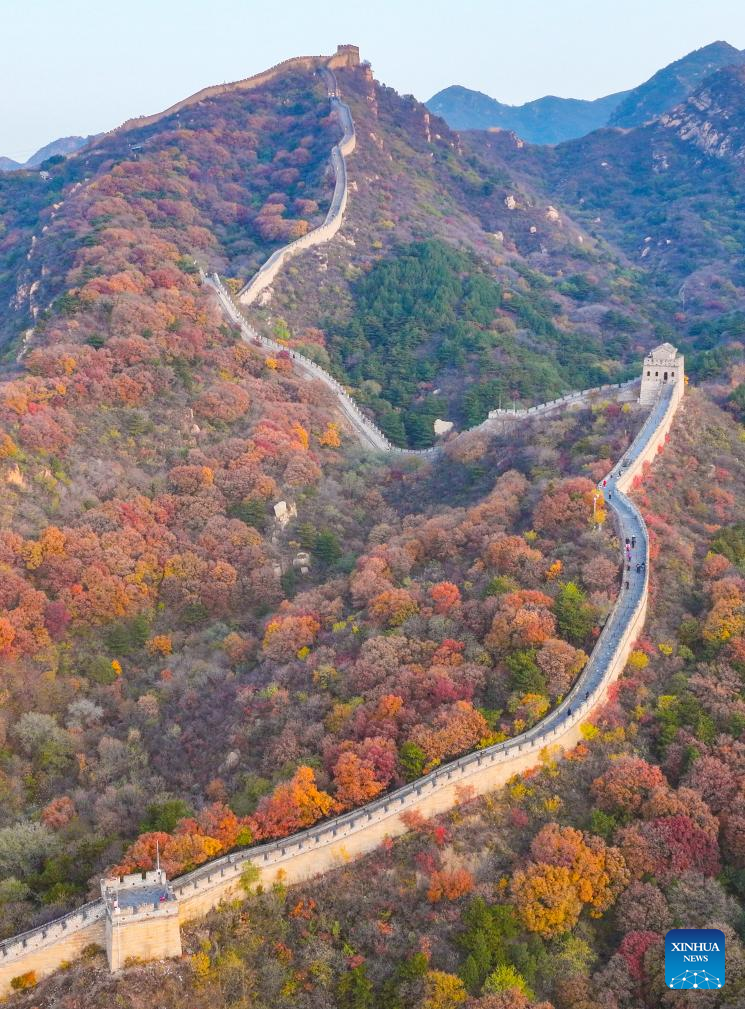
xmin=608 ymin=40 xmax=745 ymax=128
xmin=428 ymin=41 xmax=745 ymax=144
xmin=0 ymin=135 xmax=88 ymax=172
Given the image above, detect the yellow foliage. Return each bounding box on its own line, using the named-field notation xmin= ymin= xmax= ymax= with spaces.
xmin=580 ymin=722 xmax=600 ymax=740
xmin=23 ymin=540 xmax=44 ymax=571
xmin=10 ymin=971 xmax=37 ymax=991
xmin=111 ymin=660 xmax=122 ymax=676
xmin=420 ymin=970 xmax=467 ymax=1009
xmin=147 ymin=635 xmax=173 ymax=656
xmin=657 ymin=695 xmax=677 ymax=712
xmin=512 ymin=864 xmax=582 ymax=937
xmin=318 ymin=421 xmax=342 ymax=448
xmin=191 ymin=951 xmax=211 ymax=978
xmin=627 ymin=649 xmax=649 ymax=670
xmin=265 ymin=358 xmax=278 ymax=370
xmin=291 ymin=422 xmax=309 ymax=449
xmin=0 ymin=433 xmax=18 ymax=458
xmin=546 ymin=560 xmax=563 ymax=581
xmin=657 ymin=642 xmax=674 ymax=656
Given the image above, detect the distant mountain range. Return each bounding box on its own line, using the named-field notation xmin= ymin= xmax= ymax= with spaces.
xmin=0 ymin=135 xmax=88 ymax=172
xmin=427 ymin=41 xmax=745 ymax=144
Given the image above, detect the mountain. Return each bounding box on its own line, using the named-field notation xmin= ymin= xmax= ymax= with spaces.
xmin=0 ymin=46 xmax=648 ymax=947
xmin=463 ymin=60 xmax=745 ymax=356
xmin=609 ymin=40 xmax=745 ymax=127
xmin=658 ymin=61 xmax=745 ymax=161
xmin=3 ymin=43 xmax=745 ymax=1009
xmin=427 ymin=40 xmax=745 ymax=143
xmin=0 ymin=134 xmax=88 ymax=172
xmin=426 ymin=85 xmax=629 ymax=143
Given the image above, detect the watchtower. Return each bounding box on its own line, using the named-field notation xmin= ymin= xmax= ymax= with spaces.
xmin=639 ymin=342 xmax=684 ymax=406
xmin=101 ymin=866 xmax=181 ymax=971
xmin=333 ymin=44 xmax=361 ymax=67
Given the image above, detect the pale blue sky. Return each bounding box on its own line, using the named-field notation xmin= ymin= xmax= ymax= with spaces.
xmin=2 ymin=0 xmax=745 ymax=161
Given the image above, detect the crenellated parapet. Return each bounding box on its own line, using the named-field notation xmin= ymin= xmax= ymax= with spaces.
xmin=0 ymin=41 xmax=688 ymax=996
xmin=0 ymin=345 xmax=684 ymax=995
xmin=236 ymin=68 xmax=356 ymax=308
xmin=101 ymin=870 xmax=181 ymax=971
xmin=92 ymin=45 xmax=362 ymax=143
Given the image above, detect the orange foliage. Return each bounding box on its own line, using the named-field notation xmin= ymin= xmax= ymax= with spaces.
xmin=430 ymin=581 xmax=461 ymax=613
xmin=486 ymin=590 xmax=555 ymax=651
xmin=369 ymin=588 xmax=418 ymax=627
xmin=511 ymin=823 xmax=628 ymax=936
xmin=702 ymin=576 xmax=745 ymax=642
xmin=41 ymin=796 xmax=77 ymax=830
xmin=533 ymin=477 xmax=597 ymax=536
xmin=318 ymin=421 xmax=342 ymax=448
xmin=250 ymin=766 xmax=335 ymax=841
xmin=427 ymin=868 xmax=475 ymax=903
xmin=147 ymin=635 xmax=173 ymax=656
xmin=262 ymin=613 xmax=321 ymax=660
xmin=410 ymin=701 xmax=489 ymax=765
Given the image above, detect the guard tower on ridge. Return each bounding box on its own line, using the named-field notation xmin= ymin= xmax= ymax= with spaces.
xmin=639 ymin=342 xmax=684 ymax=406
xmin=101 ymin=856 xmax=181 ymax=971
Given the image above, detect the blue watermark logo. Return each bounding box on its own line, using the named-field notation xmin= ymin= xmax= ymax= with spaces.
xmin=665 ymin=928 xmax=725 ymax=990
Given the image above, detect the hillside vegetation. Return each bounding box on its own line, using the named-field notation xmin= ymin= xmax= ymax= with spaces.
xmin=12 ymin=389 xmax=745 ymax=1009
xmin=0 ymin=58 xmax=642 ymax=942
xmin=2 ymin=47 xmax=745 ymax=1009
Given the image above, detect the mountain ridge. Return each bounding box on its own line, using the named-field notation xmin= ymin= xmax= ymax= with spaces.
xmin=0 ymin=135 xmax=88 ymax=172
xmin=428 ymin=40 xmax=745 ymax=143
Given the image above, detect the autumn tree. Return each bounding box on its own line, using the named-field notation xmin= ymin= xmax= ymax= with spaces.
xmin=511 ymin=824 xmax=628 ymax=937
xmin=250 ymin=766 xmax=335 ymax=841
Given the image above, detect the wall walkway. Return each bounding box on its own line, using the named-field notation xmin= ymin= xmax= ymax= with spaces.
xmin=236 ymin=68 xmax=357 ymax=309
xmin=0 ymin=51 xmax=686 ymax=995
xmin=0 ymin=375 xmax=683 ymax=993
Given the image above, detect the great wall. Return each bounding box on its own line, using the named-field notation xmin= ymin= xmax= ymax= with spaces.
xmin=0 ymin=48 xmax=687 ymax=995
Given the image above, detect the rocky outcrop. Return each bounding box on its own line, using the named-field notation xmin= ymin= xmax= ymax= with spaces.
xmin=659 ymin=64 xmax=745 ymax=162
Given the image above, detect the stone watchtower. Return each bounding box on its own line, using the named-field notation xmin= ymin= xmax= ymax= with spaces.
xmin=330 ymin=44 xmax=361 ymax=68
xmin=101 ymin=867 xmax=181 ymax=971
xmin=639 ymin=342 xmax=684 ymax=406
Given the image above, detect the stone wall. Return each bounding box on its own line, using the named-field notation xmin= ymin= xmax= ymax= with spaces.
xmin=106 ymin=906 xmax=181 ymax=972
xmin=93 ymin=49 xmax=357 ymax=143
xmin=0 ymin=40 xmax=687 ymax=992
xmin=0 ymin=906 xmax=105 ymax=994
xmin=237 ymin=72 xmax=356 ymax=308
xmin=0 ymin=370 xmax=681 ymax=995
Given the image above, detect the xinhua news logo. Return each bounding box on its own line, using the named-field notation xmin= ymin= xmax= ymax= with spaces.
xmin=665 ymin=928 xmax=725 ymax=990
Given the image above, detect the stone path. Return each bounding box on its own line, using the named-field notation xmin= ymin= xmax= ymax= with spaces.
xmin=0 ymin=59 xmax=685 ymax=990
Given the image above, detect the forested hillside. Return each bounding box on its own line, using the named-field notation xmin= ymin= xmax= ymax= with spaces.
xmin=468 ymin=64 xmax=745 ymax=385
xmin=244 ymin=66 xmax=662 ymax=445
xmin=3 ymin=47 xmax=745 ymax=1009
xmin=0 ymin=58 xmax=642 ymax=945
xmin=10 ymin=388 xmax=745 ymax=1009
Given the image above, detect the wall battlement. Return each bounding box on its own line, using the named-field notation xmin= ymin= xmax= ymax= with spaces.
xmin=91 ymin=45 xmax=362 ymax=143
xmin=0 ymin=51 xmax=687 ymax=997
xmin=101 ymin=868 xmax=181 ymax=971
xmin=0 ymin=350 xmax=684 ymax=994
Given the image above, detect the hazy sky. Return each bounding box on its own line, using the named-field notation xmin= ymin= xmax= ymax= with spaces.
xmin=2 ymin=0 xmax=745 ymax=161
